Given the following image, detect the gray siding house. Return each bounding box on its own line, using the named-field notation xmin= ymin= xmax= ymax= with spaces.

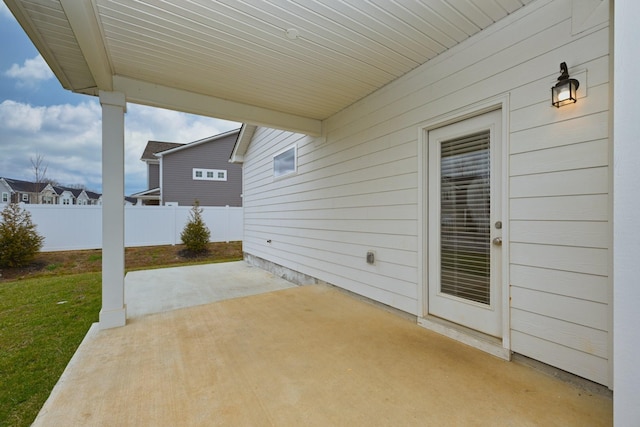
xmin=134 ymin=129 xmax=242 ymax=207
xmin=134 ymin=141 xmax=183 ymax=205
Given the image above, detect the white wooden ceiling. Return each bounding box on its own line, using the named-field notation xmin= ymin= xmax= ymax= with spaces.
xmin=6 ymin=0 xmax=533 ymax=134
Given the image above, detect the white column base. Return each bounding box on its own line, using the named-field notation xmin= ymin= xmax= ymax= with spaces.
xmin=99 ymin=307 xmax=127 ymax=329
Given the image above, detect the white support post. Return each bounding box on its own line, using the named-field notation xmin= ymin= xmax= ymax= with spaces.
xmin=613 ymin=0 xmax=640 ymax=424
xmin=99 ymin=91 xmax=127 ymax=329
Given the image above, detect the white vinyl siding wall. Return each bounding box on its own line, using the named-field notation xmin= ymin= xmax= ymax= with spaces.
xmin=242 ymin=0 xmax=610 ymax=386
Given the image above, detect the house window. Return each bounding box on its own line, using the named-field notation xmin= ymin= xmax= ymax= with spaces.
xmin=63 ymin=198 xmax=70 ymax=205
xmin=192 ymin=168 xmax=227 ymax=181
xmin=22 ymin=193 xmax=29 ymax=202
xmin=1 ymin=192 xmax=7 ymax=203
xmin=273 ymin=145 xmax=296 ymax=178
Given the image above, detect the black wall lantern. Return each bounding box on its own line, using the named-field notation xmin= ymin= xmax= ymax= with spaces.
xmin=552 ymin=62 xmax=579 ymax=107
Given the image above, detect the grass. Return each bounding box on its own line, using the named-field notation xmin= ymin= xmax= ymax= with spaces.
xmin=0 ymin=273 xmax=101 ymax=426
xmin=87 ymin=254 xmax=101 ymax=263
xmin=0 ymin=241 xmax=243 ymax=282
xmin=0 ymin=242 xmax=243 ymax=427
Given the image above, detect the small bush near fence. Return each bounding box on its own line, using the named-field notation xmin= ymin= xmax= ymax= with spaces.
xmin=181 ymin=201 xmax=211 ymax=254
xmin=0 ymin=203 xmax=45 ymax=268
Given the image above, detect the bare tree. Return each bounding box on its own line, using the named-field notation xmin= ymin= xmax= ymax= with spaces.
xmin=66 ymin=183 xmax=87 ymax=190
xmin=31 ymin=153 xmax=48 ymax=204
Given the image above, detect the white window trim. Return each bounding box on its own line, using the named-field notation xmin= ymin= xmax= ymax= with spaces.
xmin=22 ymin=193 xmax=29 ymax=202
xmin=1 ymin=192 xmax=8 ymax=202
xmin=192 ymin=168 xmax=227 ymax=181
xmin=273 ymin=144 xmax=297 ymax=179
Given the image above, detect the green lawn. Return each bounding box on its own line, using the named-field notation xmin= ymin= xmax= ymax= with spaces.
xmin=0 ymin=273 xmax=101 ymax=427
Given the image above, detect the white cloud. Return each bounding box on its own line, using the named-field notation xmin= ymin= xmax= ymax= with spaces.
xmin=126 ymin=104 xmax=239 ymax=143
xmin=5 ymin=54 xmax=54 ymax=87
xmin=0 ymin=100 xmax=102 ymax=191
xmin=0 ymin=100 xmax=240 ymax=195
xmin=0 ymin=100 xmax=45 ymax=132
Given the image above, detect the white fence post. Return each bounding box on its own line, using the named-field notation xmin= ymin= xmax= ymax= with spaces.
xmin=172 ymin=203 xmax=177 ymax=246
xmin=225 ymin=205 xmax=230 ymax=243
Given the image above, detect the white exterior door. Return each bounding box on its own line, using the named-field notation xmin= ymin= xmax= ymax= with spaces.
xmin=428 ymin=110 xmax=503 ymax=337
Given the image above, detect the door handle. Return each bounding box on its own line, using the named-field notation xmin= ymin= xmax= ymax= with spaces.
xmin=492 ymin=237 xmax=502 ymax=246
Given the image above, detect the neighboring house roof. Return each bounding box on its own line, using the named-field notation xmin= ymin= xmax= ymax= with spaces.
xmin=85 ymin=190 xmax=101 ymax=200
xmin=141 ymin=141 xmax=184 ymax=161
xmin=1 ymin=177 xmax=104 ymax=203
xmin=53 ymin=186 xmax=73 ymax=196
xmin=40 ymin=183 xmax=57 ymax=193
xmin=153 ymin=128 xmax=241 ymax=158
xmin=1 ymin=177 xmax=39 ymax=193
xmin=66 ymin=188 xmax=85 ymax=198
xmin=130 ymin=188 xmax=160 ymax=198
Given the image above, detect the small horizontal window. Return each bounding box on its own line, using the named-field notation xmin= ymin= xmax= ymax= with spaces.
xmin=273 ymin=145 xmax=296 ymax=178
xmin=193 ymin=168 xmax=227 ymax=181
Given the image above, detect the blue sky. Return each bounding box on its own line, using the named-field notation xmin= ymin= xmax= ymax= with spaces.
xmin=0 ymin=3 xmax=240 ymax=195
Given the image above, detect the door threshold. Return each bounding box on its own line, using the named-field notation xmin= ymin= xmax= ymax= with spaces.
xmin=418 ymin=316 xmax=510 ymax=361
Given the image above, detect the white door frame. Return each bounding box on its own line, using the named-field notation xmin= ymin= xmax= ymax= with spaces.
xmin=416 ymin=95 xmax=511 ymax=360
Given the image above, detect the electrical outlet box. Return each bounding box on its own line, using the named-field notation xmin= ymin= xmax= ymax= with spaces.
xmin=366 ymin=251 xmax=375 ymax=264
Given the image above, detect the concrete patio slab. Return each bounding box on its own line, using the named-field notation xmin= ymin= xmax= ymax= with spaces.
xmin=125 ymin=261 xmax=296 ymax=318
xmin=33 ymin=272 xmax=612 ymax=426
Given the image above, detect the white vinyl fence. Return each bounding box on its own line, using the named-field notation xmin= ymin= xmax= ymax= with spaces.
xmin=5 ymin=204 xmax=243 ymax=252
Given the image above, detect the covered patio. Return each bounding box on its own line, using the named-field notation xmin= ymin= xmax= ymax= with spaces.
xmin=4 ymin=0 xmax=639 ymax=423
xmin=32 ymin=263 xmax=611 ymax=426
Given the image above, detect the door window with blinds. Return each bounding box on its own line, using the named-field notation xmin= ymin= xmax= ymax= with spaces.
xmin=439 ymin=130 xmax=491 ymax=305
xmin=427 ymin=109 xmax=502 ymax=337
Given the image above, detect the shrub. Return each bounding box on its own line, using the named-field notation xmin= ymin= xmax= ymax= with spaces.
xmin=180 ymin=201 xmax=211 ymax=254
xmin=0 ymin=203 xmax=45 ymax=268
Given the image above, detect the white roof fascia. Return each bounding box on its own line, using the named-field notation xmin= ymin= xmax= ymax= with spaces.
xmin=230 ymin=124 xmax=257 ymax=164
xmin=130 ymin=188 xmax=160 ymax=197
xmin=59 ymin=0 xmax=113 ymax=91
xmin=154 ymin=128 xmax=241 ymax=157
xmin=113 ymin=76 xmax=322 ymax=136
